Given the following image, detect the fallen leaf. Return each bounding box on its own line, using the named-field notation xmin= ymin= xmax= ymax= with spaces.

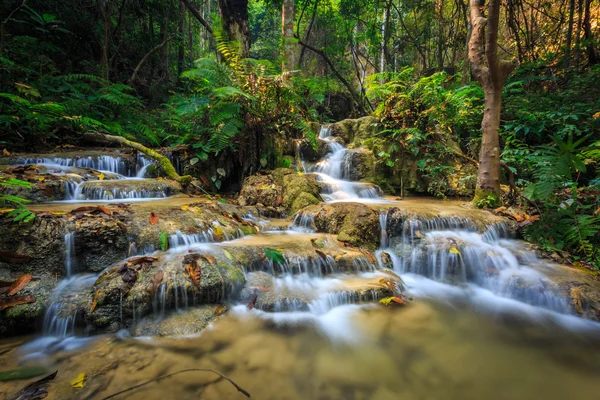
xmin=314 ymin=249 xmax=327 ymax=260
xmin=449 ymin=247 xmax=461 ymax=256
xmin=70 ymin=372 xmax=86 ymax=388
xmin=128 ymin=256 xmax=158 ymax=266
xmin=511 ymin=213 xmax=525 ymax=222
xmin=90 ymin=290 xmax=100 ymax=313
xmin=8 ymin=274 xmax=32 ymax=296
xmin=214 ymin=304 xmax=227 ymax=316
xmin=151 ymin=271 xmax=164 ymax=295
xmin=0 ymin=367 xmax=48 ymax=382
xmin=98 ymin=173 xmax=105 ymax=181
xmin=222 ymin=249 xmax=234 ymax=261
xmin=379 ymin=296 xmax=405 ymax=306
xmin=0 ymin=295 xmax=36 ymax=311
xmin=180 ymin=205 xmax=190 ymax=211
xmin=2 ymin=149 xmax=10 ymax=156
xmin=200 ymin=255 xmax=217 ymax=264
xmin=149 ymin=212 xmax=159 ymax=225
xmin=247 ymin=293 xmax=258 ymax=310
xmin=96 ymin=205 xmax=112 ymax=216
xmin=0 ymin=251 xmax=33 ymax=264
xmin=71 ymin=206 xmax=100 ymax=213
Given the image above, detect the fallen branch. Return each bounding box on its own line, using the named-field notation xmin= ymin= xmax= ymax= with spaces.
xmin=100 ymin=368 xmax=250 ymax=399
xmin=82 ymin=131 xmax=193 ymax=185
xmin=295 ymin=37 xmax=367 ymax=115
xmin=128 ymin=38 xmax=171 ymax=85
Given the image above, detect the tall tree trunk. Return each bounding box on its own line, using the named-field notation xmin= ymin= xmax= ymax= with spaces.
xmin=282 ymin=0 xmax=295 ymax=72
xmin=565 ymin=0 xmax=576 ymax=67
xmin=575 ymin=0 xmax=584 ymax=66
xmin=218 ymin=0 xmax=250 ymax=58
xmin=583 ymin=0 xmax=597 ymax=65
xmin=436 ymin=0 xmax=445 ymax=69
xmin=99 ymin=1 xmax=112 ymax=81
xmin=468 ymin=0 xmax=516 ymax=204
xmin=178 ymin=0 xmax=185 ymax=80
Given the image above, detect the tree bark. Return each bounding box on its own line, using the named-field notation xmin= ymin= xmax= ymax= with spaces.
xmin=468 ymin=0 xmax=516 ymax=202
xmin=282 ymin=0 xmax=296 ymax=72
xmin=218 ymin=0 xmax=250 ymax=59
xmin=565 ymin=0 xmax=576 ymax=67
xmin=82 ymin=131 xmax=193 ymax=185
xmin=583 ymin=0 xmax=597 ymax=65
xmin=178 ymin=0 xmax=185 ymax=81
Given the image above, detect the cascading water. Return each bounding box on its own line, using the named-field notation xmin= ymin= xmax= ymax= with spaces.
xmin=64 ymin=231 xmax=76 ymax=277
xmin=312 ymin=126 xmax=380 ymax=202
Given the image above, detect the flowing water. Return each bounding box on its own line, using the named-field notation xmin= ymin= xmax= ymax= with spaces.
xmin=313 ymin=126 xmax=381 ymax=202
xmin=2 ymin=131 xmax=600 ymax=399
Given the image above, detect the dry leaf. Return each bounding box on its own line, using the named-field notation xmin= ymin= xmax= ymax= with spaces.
xmin=8 ymin=274 xmax=32 ymax=296
xmin=200 ymin=254 xmax=217 ymax=264
xmin=0 ymin=295 xmax=36 ymax=311
xmin=149 ymin=212 xmax=159 ymax=225
xmin=0 ymin=251 xmax=33 ymax=264
xmin=180 ymin=205 xmax=190 ymax=211
xmin=247 ymin=293 xmax=258 ymax=310
xmin=214 ymin=304 xmax=227 ymax=316
xmin=90 ymin=290 xmax=100 ymax=313
xmin=2 ymin=149 xmax=10 ymax=156
xmin=314 ymin=249 xmax=327 ymax=260
xmin=96 ymin=205 xmax=112 ymax=216
xmin=151 ymin=271 xmax=164 ymax=295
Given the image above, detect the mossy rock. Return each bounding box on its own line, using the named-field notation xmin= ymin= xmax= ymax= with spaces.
xmin=313 ymin=202 xmax=380 ymax=250
xmin=328 ymin=116 xmax=380 ymax=147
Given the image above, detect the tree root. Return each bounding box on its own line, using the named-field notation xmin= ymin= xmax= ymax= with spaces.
xmin=100 ymin=368 xmax=250 ymax=399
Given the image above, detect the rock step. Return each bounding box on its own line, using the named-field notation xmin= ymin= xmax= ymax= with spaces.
xmin=74 ymin=179 xmax=181 ymax=200
xmin=240 ymin=271 xmax=394 ymax=312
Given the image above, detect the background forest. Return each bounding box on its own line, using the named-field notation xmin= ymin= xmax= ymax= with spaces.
xmin=1 ymin=0 xmax=599 ymax=267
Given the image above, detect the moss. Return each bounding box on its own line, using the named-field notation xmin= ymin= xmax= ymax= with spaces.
xmin=473 ymin=188 xmax=502 ymax=208
xmin=290 ymin=192 xmax=320 ymax=214
xmin=240 ymin=224 xmax=256 ymax=236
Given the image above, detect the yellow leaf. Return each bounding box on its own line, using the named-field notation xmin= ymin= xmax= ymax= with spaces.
xmin=70 ymin=372 xmax=86 ymax=388
xmin=180 ymin=205 xmax=190 ymax=211
xmin=51 ymin=211 xmax=68 ymax=215
xmin=449 ymin=247 xmax=461 ymax=256
xmin=222 ymin=249 xmax=234 ymax=261
xmin=37 ymin=177 xmax=45 ymax=182
xmin=98 ymin=173 xmax=105 ymax=181
xmin=3 ymin=148 xmax=11 ymax=156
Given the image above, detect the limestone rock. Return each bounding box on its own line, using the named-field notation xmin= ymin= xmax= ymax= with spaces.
xmin=313 ymin=202 xmax=380 ymax=250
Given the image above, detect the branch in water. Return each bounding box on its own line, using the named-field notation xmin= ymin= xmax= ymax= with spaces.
xmin=100 ymin=368 xmax=251 ymax=399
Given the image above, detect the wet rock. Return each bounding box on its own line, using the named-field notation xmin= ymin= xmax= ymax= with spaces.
xmin=76 ymin=179 xmax=182 ymax=200
xmin=297 ymin=139 xmax=331 ymax=162
xmin=74 ymin=217 xmax=129 ymax=273
xmin=542 ymin=264 xmax=600 ymax=321
xmin=83 ymin=252 xmax=245 ymax=333
xmin=344 ymin=148 xmax=375 ymax=181
xmin=131 ymin=305 xmax=224 ymax=337
xmin=312 ymin=203 xmax=380 ymax=250
xmin=328 ymin=116 xmax=380 ymax=147
xmin=238 ymin=169 xmax=322 ymax=215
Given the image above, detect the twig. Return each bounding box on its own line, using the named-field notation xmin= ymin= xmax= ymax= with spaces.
xmin=100 ymin=368 xmax=250 ymax=399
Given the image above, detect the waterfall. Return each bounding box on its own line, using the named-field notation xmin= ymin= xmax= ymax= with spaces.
xmin=135 ymin=154 xmax=154 ymax=178
xmin=379 ymin=209 xmax=389 ymax=249
xmin=64 ymin=232 xmax=76 ymax=277
xmin=311 ymin=126 xmax=380 ymax=202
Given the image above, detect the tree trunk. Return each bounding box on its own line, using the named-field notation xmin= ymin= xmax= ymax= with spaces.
xmin=468 ymin=0 xmax=516 ymax=205
xmin=99 ymin=1 xmax=112 ymax=81
xmin=218 ymin=0 xmax=250 ymax=59
xmin=583 ymin=0 xmax=597 ymax=65
xmin=478 ymin=90 xmax=502 ymax=192
xmin=282 ymin=0 xmax=296 ymax=72
xmin=178 ymin=0 xmax=185 ymax=81
xmin=565 ymin=0 xmax=576 ymax=67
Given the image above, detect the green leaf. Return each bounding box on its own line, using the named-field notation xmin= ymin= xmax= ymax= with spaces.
xmin=159 ymin=231 xmax=169 ymax=251
xmin=0 ymin=367 xmax=48 ymax=381
xmin=264 ymin=248 xmax=285 ymax=264
xmin=222 ymin=249 xmax=234 ymax=261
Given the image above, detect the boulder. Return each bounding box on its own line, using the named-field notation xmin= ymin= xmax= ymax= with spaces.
xmin=83 ymin=252 xmax=245 ymax=333
xmin=312 ymin=202 xmax=380 ymax=250
xmin=238 ymin=169 xmax=322 ymax=215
